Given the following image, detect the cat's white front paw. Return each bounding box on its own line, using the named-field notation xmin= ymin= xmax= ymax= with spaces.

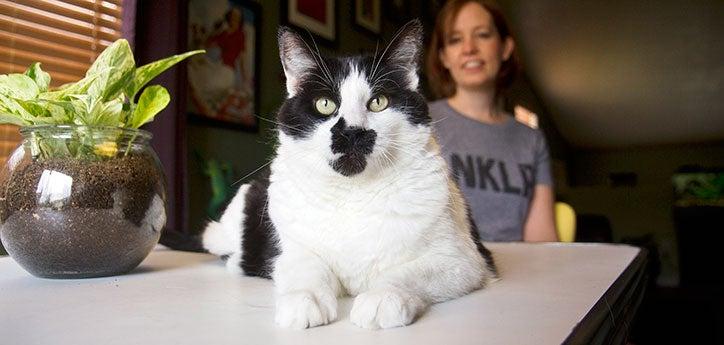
xmin=275 ymin=290 xmax=338 ymax=329
xmin=350 ymin=288 xmax=426 ymax=329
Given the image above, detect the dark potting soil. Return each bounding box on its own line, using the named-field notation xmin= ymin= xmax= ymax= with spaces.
xmin=0 ymin=153 xmax=164 ymax=225
xmin=2 ymin=208 xmax=161 ymax=278
xmin=0 ymin=153 xmax=166 ymax=278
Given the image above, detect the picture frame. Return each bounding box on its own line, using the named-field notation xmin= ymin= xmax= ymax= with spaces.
xmin=354 ymin=0 xmax=381 ymax=35
xmin=283 ymin=0 xmax=337 ymax=44
xmin=187 ymin=0 xmax=261 ymax=131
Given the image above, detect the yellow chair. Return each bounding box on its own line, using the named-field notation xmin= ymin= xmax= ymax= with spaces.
xmin=555 ymin=202 xmax=576 ymax=242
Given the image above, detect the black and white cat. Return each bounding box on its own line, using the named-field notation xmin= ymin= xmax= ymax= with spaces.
xmin=201 ymin=21 xmax=497 ymax=329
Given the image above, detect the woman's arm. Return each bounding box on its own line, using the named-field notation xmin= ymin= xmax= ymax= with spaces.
xmin=523 ymin=185 xmax=558 ymax=242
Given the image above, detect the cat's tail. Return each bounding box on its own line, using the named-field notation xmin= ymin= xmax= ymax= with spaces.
xmin=159 ymin=184 xmax=251 ymax=256
xmin=159 ymin=230 xmax=206 ymax=252
xmin=200 ymin=184 xmax=251 ymax=257
xmin=201 ymin=221 xmax=233 ymax=255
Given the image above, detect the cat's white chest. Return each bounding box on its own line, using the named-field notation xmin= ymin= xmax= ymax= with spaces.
xmin=267 ymin=156 xmax=449 ymax=294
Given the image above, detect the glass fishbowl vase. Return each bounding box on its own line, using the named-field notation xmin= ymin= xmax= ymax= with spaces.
xmin=0 ymin=125 xmax=167 ymax=279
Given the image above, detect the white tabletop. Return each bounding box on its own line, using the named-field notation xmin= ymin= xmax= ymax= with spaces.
xmin=0 ymin=242 xmax=641 ymax=345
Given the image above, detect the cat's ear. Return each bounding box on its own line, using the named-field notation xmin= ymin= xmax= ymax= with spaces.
xmin=278 ymin=27 xmax=317 ymax=97
xmin=384 ymin=19 xmax=423 ymax=90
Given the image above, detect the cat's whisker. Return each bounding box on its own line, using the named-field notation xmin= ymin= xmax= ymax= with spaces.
xmin=379 ymin=147 xmax=394 ymax=164
xmin=372 ymin=72 xmax=405 ymax=88
xmin=384 ymin=137 xmax=424 ymax=149
xmin=254 ymin=114 xmax=303 ymax=132
xmin=369 ymin=41 xmax=381 ymax=78
xmin=370 ymin=26 xmax=408 ymax=81
xmin=380 ymin=151 xmax=402 ymax=179
xmin=372 ymin=67 xmax=408 ymax=86
xmin=231 ymin=159 xmax=274 ymax=186
xmin=307 ymin=60 xmax=332 ymax=87
xmin=385 ymin=144 xmax=427 ymax=161
xmin=380 ymin=148 xmax=419 ymax=166
xmin=308 ymin=79 xmax=334 ymax=91
xmin=384 ymin=143 xmax=419 ymax=154
xmin=374 ymin=78 xmax=402 ymax=89
xmin=372 ymin=150 xmax=394 ymax=174
xmin=307 ymin=32 xmax=335 ymax=87
xmin=308 ymin=74 xmax=335 ymax=90
xmin=298 ymin=30 xmax=335 ymax=87
xmin=430 ymin=116 xmax=450 ymax=126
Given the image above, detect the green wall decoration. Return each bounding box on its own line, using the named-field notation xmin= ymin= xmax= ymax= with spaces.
xmin=195 ymin=151 xmax=237 ymax=221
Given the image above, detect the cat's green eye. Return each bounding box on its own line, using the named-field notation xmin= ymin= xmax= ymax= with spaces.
xmin=314 ymin=97 xmax=337 ymax=116
xmin=368 ymin=95 xmax=389 ymax=112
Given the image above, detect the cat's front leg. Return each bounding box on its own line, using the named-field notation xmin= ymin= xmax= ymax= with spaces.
xmin=273 ymin=245 xmax=341 ymax=329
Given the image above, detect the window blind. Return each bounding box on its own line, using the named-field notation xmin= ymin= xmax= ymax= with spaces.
xmin=0 ymin=0 xmax=124 ymax=163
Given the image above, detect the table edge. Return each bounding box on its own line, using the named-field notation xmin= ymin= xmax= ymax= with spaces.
xmin=562 ymin=246 xmax=648 ymax=344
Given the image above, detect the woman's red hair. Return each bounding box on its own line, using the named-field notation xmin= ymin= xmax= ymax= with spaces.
xmin=425 ymin=0 xmax=520 ymax=99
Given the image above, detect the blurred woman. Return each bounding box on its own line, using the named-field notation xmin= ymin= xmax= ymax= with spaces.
xmin=426 ymin=0 xmax=558 ymax=242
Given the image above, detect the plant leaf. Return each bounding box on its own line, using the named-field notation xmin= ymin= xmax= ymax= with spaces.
xmin=86 ymin=39 xmax=134 ymax=76
xmin=46 ymin=102 xmax=73 ymax=123
xmin=13 ymin=99 xmax=78 ymax=126
xmin=129 ymin=85 xmax=169 ymax=128
xmin=15 ymin=99 xmax=51 ymax=118
xmin=94 ymin=98 xmax=125 ymax=127
xmin=85 ymin=39 xmax=136 ymax=101
xmin=0 ymin=74 xmax=39 ymax=100
xmin=126 ymin=50 xmax=204 ymax=100
xmin=40 ymin=73 xmax=101 ymax=101
xmin=0 ymin=94 xmax=16 ymax=115
xmin=24 ymin=63 xmax=51 ymax=92
xmin=29 ymin=99 xmax=79 ymax=124
xmin=6 ymin=99 xmax=55 ymax=125
xmin=0 ymin=112 xmax=29 ymax=126
xmin=67 ymin=95 xmax=96 ymax=125
xmin=0 ymin=94 xmax=35 ymax=121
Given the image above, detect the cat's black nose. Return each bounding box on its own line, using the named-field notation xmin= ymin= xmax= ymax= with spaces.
xmin=329 ymin=118 xmax=376 ymax=176
xmin=330 ymin=118 xmax=376 ymax=155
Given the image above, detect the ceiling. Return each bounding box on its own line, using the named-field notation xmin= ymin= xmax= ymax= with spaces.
xmin=502 ymin=1 xmax=724 ymax=149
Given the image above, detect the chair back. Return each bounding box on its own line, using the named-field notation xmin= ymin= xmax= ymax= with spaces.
xmin=555 ymin=202 xmax=576 ymax=242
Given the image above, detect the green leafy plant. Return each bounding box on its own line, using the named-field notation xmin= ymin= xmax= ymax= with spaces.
xmin=0 ymin=39 xmax=203 ymax=160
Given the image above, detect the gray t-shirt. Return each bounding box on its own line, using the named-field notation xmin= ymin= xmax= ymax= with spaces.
xmin=429 ymin=100 xmax=553 ymax=241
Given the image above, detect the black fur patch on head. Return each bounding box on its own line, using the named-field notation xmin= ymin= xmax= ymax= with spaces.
xmin=239 ymin=171 xmax=279 ymax=279
xmin=330 ymin=118 xmax=377 ymax=155
xmin=330 ymin=117 xmax=377 ymax=176
xmin=277 ymin=57 xmax=349 ymax=139
xmin=331 ymin=154 xmax=367 ymax=176
xmin=357 ymin=54 xmax=430 ymax=126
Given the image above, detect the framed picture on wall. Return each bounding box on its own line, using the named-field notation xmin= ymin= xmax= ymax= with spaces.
xmin=354 ymin=0 xmax=381 ymax=35
xmin=283 ymin=0 xmax=336 ymax=44
xmin=187 ymin=0 xmax=260 ymax=131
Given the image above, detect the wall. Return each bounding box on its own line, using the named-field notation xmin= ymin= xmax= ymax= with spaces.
xmin=136 ymin=0 xmax=189 ymax=239
xmin=563 ymin=143 xmax=724 ymax=285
